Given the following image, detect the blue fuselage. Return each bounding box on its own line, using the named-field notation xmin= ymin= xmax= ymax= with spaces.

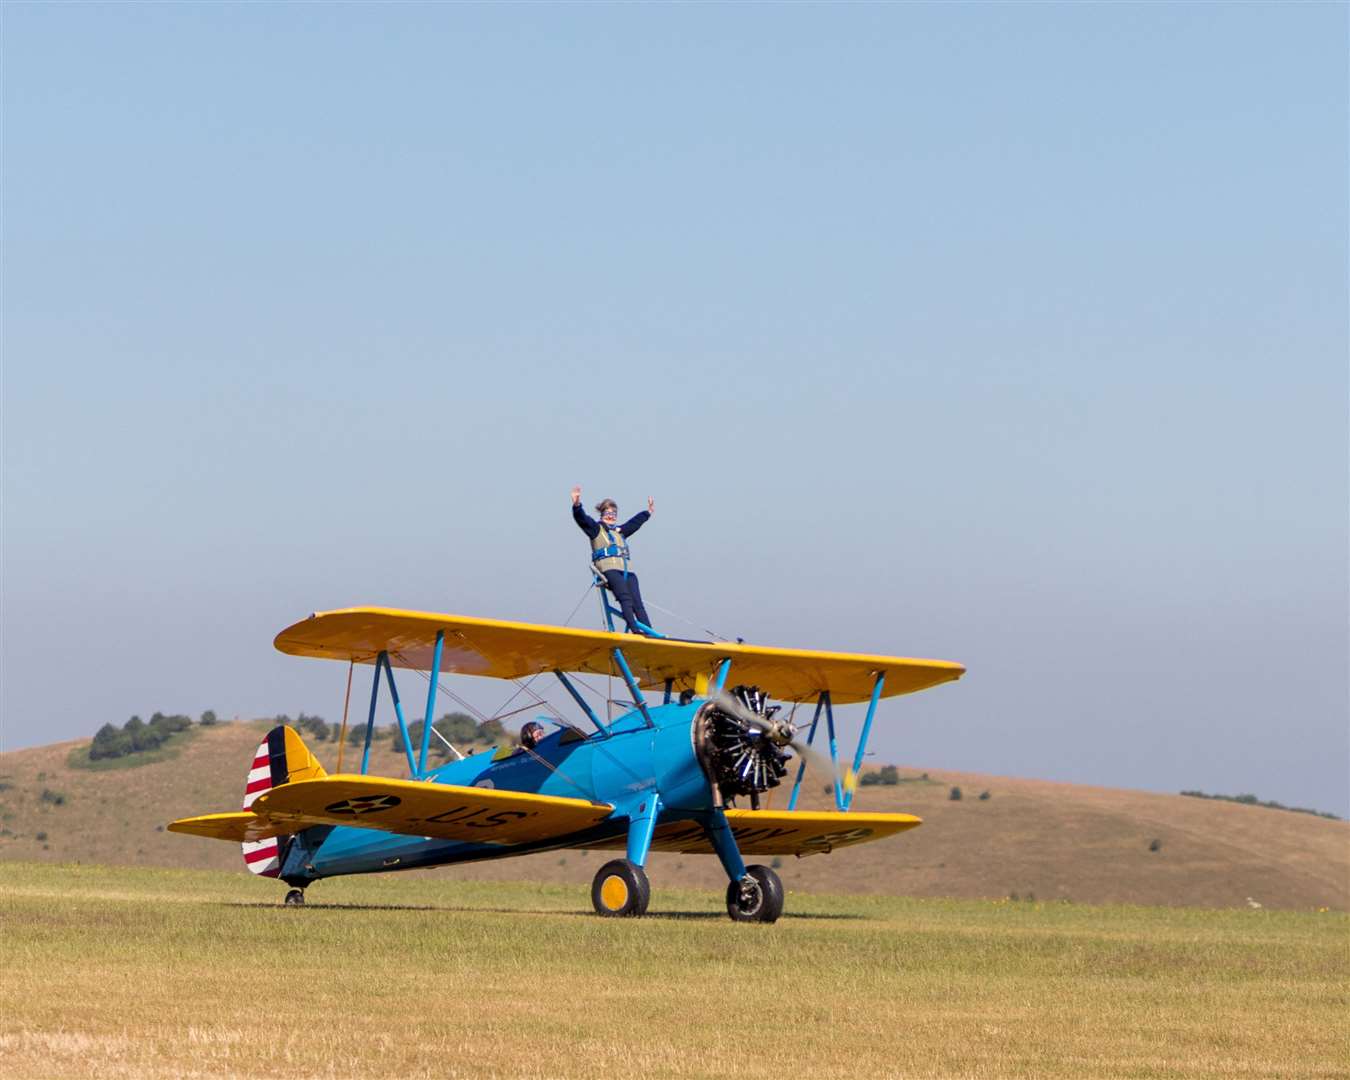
xmin=281 ymin=701 xmax=710 ymax=883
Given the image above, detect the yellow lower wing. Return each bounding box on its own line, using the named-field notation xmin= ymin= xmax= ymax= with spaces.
xmin=587 ymin=809 xmax=922 ymax=857
xmin=168 ymin=812 xmax=293 ymax=844
xmin=247 ymin=775 xmax=614 ymax=845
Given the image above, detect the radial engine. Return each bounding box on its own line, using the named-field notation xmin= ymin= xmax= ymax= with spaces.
xmin=693 ymin=685 xmax=795 ymax=809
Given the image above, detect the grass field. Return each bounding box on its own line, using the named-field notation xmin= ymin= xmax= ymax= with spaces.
xmin=2 ymin=862 xmax=1346 ymax=1079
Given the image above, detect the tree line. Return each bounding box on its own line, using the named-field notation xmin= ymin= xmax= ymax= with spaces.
xmin=88 ymin=709 xmax=510 ymax=763
xmin=89 ymin=712 xmax=199 ymax=760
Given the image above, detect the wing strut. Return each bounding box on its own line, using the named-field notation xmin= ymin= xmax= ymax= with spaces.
xmin=844 ymin=672 xmax=886 ymax=810
xmin=786 ymin=695 xmax=825 ymax=811
xmin=553 ymin=669 xmax=610 ymax=738
xmin=783 ymin=672 xmax=887 ymax=812
xmin=610 ymin=648 xmax=654 ymax=728
xmin=417 ymin=630 xmax=445 ymax=774
xmin=356 ymin=650 xmax=423 ymax=778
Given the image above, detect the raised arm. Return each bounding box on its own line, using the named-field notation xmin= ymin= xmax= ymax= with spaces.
xmin=619 ymin=510 xmax=650 ymax=536
xmin=571 ymin=486 xmax=600 ymax=538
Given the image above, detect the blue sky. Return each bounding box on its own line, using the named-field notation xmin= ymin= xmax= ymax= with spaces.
xmin=3 ymin=3 xmax=1347 ymax=816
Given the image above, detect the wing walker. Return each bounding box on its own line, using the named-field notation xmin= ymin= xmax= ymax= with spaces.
xmin=171 ymin=605 xmax=964 ymax=923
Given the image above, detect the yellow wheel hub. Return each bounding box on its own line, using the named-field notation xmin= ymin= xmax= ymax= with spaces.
xmin=600 ymin=875 xmax=629 ymax=911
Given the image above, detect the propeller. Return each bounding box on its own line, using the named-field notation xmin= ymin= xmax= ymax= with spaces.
xmin=707 ymin=689 xmax=855 ymax=796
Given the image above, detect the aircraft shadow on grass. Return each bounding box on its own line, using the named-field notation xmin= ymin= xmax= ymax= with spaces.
xmin=219 ymin=901 xmax=865 ymax=920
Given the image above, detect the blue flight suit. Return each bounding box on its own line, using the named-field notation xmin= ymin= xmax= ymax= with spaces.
xmin=572 ymin=505 xmax=653 ymax=635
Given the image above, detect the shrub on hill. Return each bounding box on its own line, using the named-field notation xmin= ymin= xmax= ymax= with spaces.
xmin=296 ymin=713 xmax=330 ymax=741
xmin=199 ymin=710 xmax=218 ymax=726
xmin=266 ymin=713 xmax=331 ymax=740
xmin=1181 ymin=790 xmax=1341 ymax=821
xmin=860 ymin=765 xmax=901 ymax=787
xmin=88 ymin=713 xmax=191 ymax=761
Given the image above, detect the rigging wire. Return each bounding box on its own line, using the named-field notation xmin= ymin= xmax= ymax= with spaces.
xmin=644 ymin=599 xmax=728 ymax=642
xmin=481 ymin=581 xmax=595 ymax=723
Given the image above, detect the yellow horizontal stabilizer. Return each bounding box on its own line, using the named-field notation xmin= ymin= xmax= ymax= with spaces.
xmin=251 ymin=775 xmax=614 ymax=845
xmin=275 ymin=607 xmax=964 ymax=705
xmin=167 ymin=811 xmax=293 ymax=844
xmin=587 ymin=809 xmax=922 ymax=857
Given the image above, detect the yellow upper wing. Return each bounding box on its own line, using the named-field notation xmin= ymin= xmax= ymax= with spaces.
xmin=274 ymin=607 xmax=964 ymax=705
xmin=250 ymin=775 xmax=614 ymax=845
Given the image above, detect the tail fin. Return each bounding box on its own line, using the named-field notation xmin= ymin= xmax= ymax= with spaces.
xmin=242 ymin=725 xmax=328 ymax=877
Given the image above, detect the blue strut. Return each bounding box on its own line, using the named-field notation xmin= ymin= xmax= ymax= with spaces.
xmin=843 ymin=673 xmax=885 ymax=810
xmin=626 ymin=794 xmax=663 ymax=867
xmin=360 ymin=654 xmax=382 ymax=775
xmin=417 ymin=630 xmax=444 ymax=776
xmin=706 ymin=806 xmax=747 ymax=881
xmin=381 ymin=652 xmax=417 ymax=778
xmin=786 ymin=695 xmax=825 ymax=811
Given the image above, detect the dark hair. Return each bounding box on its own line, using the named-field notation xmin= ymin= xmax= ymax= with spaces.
xmin=595 ymin=499 xmax=617 ymax=514
xmin=521 ymin=721 xmax=546 ymax=749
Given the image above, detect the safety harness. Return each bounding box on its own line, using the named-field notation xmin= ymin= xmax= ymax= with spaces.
xmin=590 ymin=524 xmax=630 ymax=578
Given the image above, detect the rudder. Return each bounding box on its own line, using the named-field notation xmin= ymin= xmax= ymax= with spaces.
xmin=241 ymin=725 xmax=327 ymax=877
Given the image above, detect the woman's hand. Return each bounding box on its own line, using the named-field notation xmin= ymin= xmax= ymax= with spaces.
xmin=571 ymin=485 xmax=582 ymax=506
xmin=647 ymin=496 xmax=655 ymax=515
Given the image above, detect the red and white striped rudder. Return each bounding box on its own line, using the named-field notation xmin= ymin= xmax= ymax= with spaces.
xmin=241 ymin=726 xmax=327 ymax=877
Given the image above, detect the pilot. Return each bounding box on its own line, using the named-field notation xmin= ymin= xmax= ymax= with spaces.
xmin=520 ymin=721 xmax=547 ymax=750
xmin=571 ymin=485 xmax=655 ymax=636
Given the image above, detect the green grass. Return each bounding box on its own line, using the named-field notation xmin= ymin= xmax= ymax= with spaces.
xmin=1 ymin=862 xmax=1346 ymax=1079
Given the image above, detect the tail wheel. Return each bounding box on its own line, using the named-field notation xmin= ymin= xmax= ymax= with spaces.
xmin=591 ymin=859 xmax=651 ymax=918
xmin=283 ymin=888 xmax=306 ymax=906
xmin=726 ymin=865 xmax=784 ymax=923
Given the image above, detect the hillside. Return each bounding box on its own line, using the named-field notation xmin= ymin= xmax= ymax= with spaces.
xmin=2 ymin=721 xmax=1346 ymax=910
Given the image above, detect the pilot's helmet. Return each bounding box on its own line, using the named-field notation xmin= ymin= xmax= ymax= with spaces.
xmin=520 ymin=721 xmax=546 ymax=749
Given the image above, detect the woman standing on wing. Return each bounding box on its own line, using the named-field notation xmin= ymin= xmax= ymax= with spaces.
xmin=571 ymin=485 xmax=656 ymax=635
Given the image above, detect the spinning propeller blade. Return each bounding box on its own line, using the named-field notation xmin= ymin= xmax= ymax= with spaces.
xmin=708 ymin=690 xmax=852 ymax=793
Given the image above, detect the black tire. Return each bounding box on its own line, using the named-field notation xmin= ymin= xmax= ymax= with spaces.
xmin=725 ymin=865 xmax=784 ymax=923
xmin=591 ymin=859 xmax=651 ymax=917
xmin=284 ymin=888 xmax=306 ymax=906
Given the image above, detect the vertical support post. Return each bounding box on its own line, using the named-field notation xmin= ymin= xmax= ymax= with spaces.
xmin=844 ymin=672 xmax=885 ymax=811
xmin=823 ymin=692 xmax=844 ymax=811
xmin=787 ymin=694 xmax=825 ymax=811
xmin=706 ymin=806 xmax=747 ymax=882
xmin=626 ymin=793 xmax=663 ymax=867
xmin=710 ymin=658 xmax=731 ymax=696
xmin=382 ymin=653 xmax=417 ymax=778
xmin=596 ymin=576 xmax=616 ymax=632
xmin=611 ymin=648 xmax=653 ymax=727
xmin=554 ymin=669 xmax=609 ymax=737
xmin=360 ymin=654 xmax=383 ymax=775
xmin=663 ymin=678 xmax=674 ymax=706
xmin=417 ymin=630 xmax=445 ymax=776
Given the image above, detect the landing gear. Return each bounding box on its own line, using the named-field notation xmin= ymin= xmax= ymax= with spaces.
xmin=283 ymin=888 xmax=306 ymax=906
xmin=725 ymin=865 xmax=783 ymax=923
xmin=591 ymin=859 xmax=650 ymax=917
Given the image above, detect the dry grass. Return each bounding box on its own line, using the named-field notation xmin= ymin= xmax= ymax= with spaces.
xmin=2 ymin=861 xmax=1347 ymax=1079
xmin=2 ymin=723 xmax=1347 ymax=911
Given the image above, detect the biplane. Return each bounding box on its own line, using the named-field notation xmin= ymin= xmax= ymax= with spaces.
xmin=169 ymin=607 xmax=964 ymax=922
